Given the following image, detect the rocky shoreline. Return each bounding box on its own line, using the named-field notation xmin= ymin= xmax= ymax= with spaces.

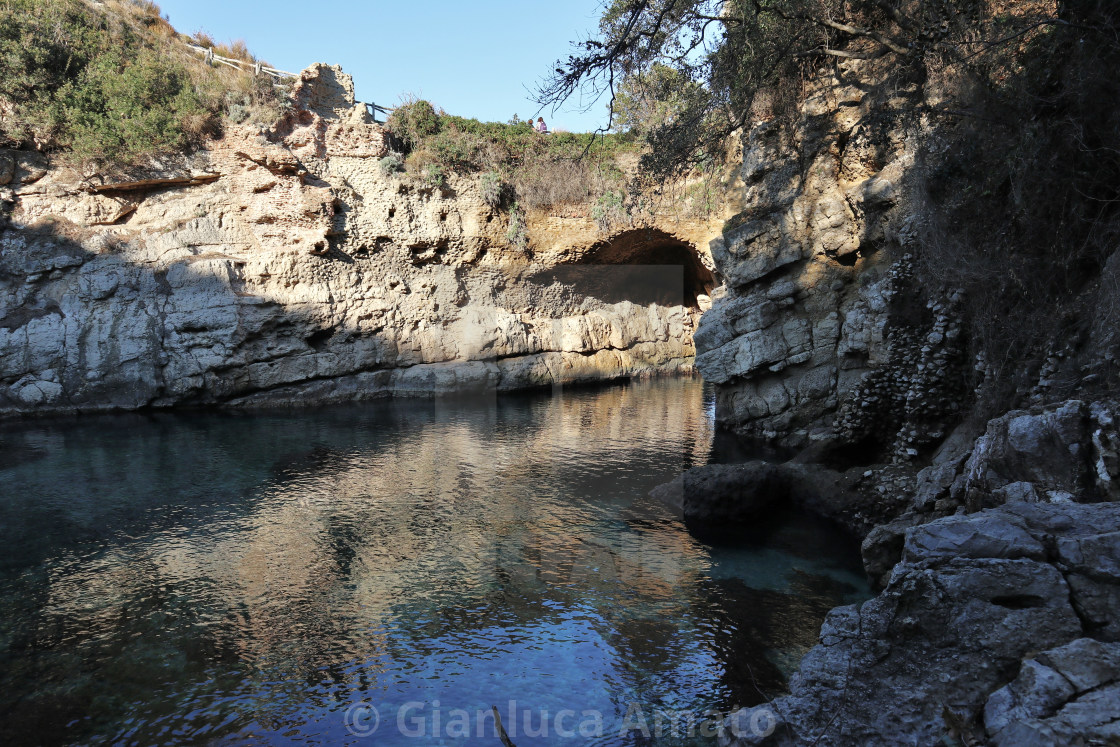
xmin=658 ymin=399 xmax=1120 ymax=745
xmin=3 ymin=38 xmax=1117 ymax=747
xmin=644 ymin=40 xmax=1120 ymax=743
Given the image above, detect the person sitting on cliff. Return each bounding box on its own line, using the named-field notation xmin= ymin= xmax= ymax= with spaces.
xmin=535 ymin=117 xmax=549 ymax=134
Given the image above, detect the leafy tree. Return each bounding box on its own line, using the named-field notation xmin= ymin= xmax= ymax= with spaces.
xmin=537 ymin=0 xmax=1070 ymax=177
xmin=610 ymin=63 xmax=701 ymax=135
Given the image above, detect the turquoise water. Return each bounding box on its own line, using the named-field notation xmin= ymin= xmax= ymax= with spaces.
xmin=0 ymin=378 xmax=869 ymax=745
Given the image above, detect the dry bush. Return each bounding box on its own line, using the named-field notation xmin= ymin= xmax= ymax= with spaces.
xmin=213 ymin=39 xmax=254 ymax=62
xmin=385 ymin=99 xmax=639 ymax=210
xmin=512 ymin=159 xmax=604 ymax=209
xmin=124 ymin=0 xmax=162 ymax=16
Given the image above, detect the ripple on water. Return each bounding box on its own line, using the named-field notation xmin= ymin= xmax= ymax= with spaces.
xmin=0 ymin=378 xmax=869 ymax=745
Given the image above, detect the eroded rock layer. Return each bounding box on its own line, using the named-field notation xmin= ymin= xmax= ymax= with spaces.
xmin=695 ymin=60 xmax=968 ymax=457
xmin=0 ymin=64 xmax=725 ymax=415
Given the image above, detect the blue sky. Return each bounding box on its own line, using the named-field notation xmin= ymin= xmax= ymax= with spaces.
xmin=157 ymin=0 xmax=612 ymax=132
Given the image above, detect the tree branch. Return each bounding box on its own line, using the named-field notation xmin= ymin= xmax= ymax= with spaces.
xmin=795 ymin=46 xmax=886 ymax=60
xmin=809 ymin=16 xmax=910 ymax=55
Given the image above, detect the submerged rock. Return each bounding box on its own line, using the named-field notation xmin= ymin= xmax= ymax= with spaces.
xmin=650 ymin=462 xmax=785 ymax=523
xmin=651 ymin=460 xmax=869 ymax=532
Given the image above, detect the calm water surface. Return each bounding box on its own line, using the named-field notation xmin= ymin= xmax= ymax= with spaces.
xmin=0 ymin=378 xmax=869 ymax=745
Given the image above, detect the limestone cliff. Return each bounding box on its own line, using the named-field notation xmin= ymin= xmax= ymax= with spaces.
xmin=689 ymin=48 xmax=1120 ymax=747
xmin=694 ymin=60 xmax=967 ymax=458
xmin=0 ymin=64 xmax=725 ymax=415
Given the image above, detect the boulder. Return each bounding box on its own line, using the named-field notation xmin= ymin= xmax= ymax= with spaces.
xmin=955 ymin=400 xmax=1120 ymax=507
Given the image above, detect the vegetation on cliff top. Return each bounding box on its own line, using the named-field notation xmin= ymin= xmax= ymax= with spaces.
xmin=0 ymin=0 xmax=284 ymax=166
xmin=385 ymin=98 xmax=647 ymax=211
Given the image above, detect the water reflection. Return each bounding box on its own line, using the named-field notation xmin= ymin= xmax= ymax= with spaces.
xmin=0 ymin=378 xmax=868 ymax=745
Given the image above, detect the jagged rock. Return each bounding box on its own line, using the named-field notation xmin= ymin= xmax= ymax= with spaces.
xmin=720 ymin=503 xmax=1119 ymax=747
xmin=290 ymin=63 xmax=360 ymax=120
xmin=984 ymin=638 xmax=1120 ymax=746
xmin=695 ymin=59 xmax=976 ymax=456
xmin=955 ymin=400 xmax=1120 ymax=508
xmin=992 ymin=480 xmax=1042 ymax=504
xmin=860 ymin=513 xmax=923 ymax=587
xmin=711 ymin=217 xmax=805 ymax=290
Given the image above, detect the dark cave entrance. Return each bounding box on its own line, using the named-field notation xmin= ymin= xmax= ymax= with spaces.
xmin=541 ymin=228 xmax=717 ymax=309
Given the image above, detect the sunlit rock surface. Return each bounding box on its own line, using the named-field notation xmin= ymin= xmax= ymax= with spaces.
xmin=0 ymin=64 xmax=727 ymax=415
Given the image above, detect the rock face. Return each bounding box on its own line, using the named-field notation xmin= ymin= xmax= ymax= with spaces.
xmin=651 ymin=460 xmax=868 ymax=530
xmin=984 ymin=638 xmax=1120 ymax=746
xmin=956 ymin=401 xmax=1120 ymax=509
xmin=675 ymin=23 xmax=1120 ymax=746
xmin=860 ymin=399 xmax=1120 ymax=584
xmin=0 ymin=64 xmax=726 ymax=415
xmin=694 ymin=62 xmax=966 ymax=455
xmin=720 ymin=501 xmax=1120 ymax=747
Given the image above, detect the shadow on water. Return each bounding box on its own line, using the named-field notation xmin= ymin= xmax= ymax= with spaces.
xmin=0 ymin=377 xmax=870 ymax=745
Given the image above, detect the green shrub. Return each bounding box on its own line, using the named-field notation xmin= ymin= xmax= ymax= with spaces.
xmin=479 ymin=170 xmax=503 ymax=207
xmin=382 ymin=104 xmax=642 ymax=209
xmin=422 ymin=163 xmax=445 ymax=189
xmin=387 ymin=99 xmax=441 ymax=150
xmin=0 ymin=0 xmax=283 ymax=166
xmin=225 ymin=93 xmax=251 ymax=124
xmin=378 ymin=151 xmax=404 ymax=176
xmin=56 ymin=46 xmax=210 ymax=163
xmin=591 ymin=190 xmax=628 ymax=232
xmin=506 ymin=202 xmax=527 ymax=250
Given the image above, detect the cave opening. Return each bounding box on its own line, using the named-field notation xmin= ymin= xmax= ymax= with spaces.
xmin=542 ymin=228 xmax=717 ymax=309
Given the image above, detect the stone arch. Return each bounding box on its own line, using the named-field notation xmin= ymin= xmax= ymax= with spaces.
xmin=567 ymin=228 xmax=717 ymax=309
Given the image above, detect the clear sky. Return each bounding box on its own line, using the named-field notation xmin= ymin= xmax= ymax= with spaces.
xmin=156 ymin=0 xmax=612 ymax=132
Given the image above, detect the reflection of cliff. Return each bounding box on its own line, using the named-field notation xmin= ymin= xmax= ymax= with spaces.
xmin=0 ymin=65 xmax=732 ymax=416
xmin=16 ymin=381 xmax=712 ymax=661
xmin=0 ymin=379 xmax=874 ymax=744
xmin=176 ymin=378 xmax=719 ymax=643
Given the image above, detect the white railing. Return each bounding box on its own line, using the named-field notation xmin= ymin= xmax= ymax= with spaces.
xmin=186 ymin=45 xmax=394 ymax=121
xmin=185 ymin=44 xmax=297 ymax=81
